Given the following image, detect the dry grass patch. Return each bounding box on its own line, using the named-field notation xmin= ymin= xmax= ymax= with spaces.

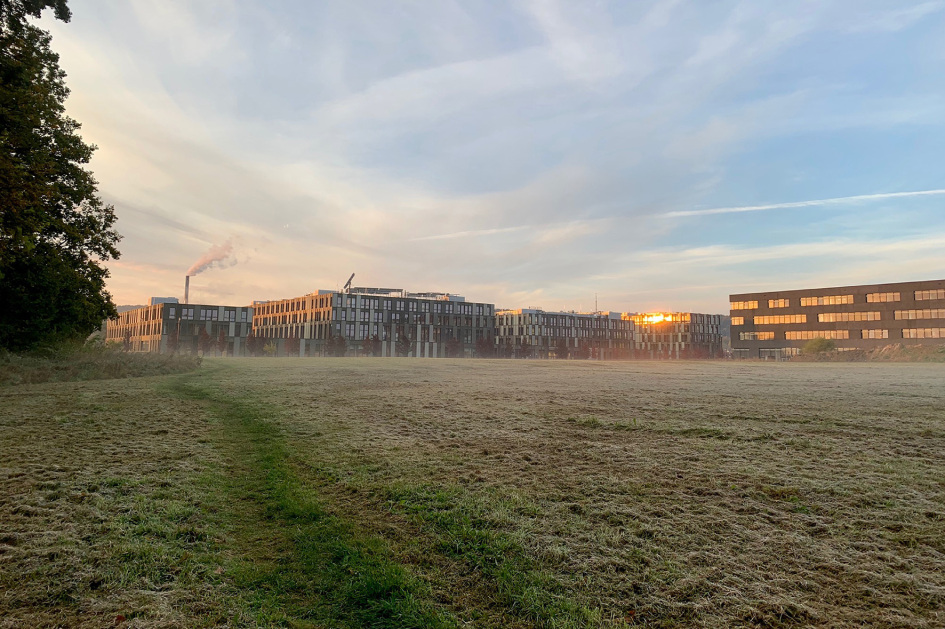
xmin=207 ymin=358 xmax=945 ymax=628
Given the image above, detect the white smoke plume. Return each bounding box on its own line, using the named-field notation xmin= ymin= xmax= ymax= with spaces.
xmin=187 ymin=238 xmax=236 ymax=276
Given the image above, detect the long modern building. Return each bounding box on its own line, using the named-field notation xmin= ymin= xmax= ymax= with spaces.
xmin=730 ymin=279 xmax=945 ymax=359
xmin=252 ymin=287 xmax=495 ymax=357
xmin=105 ymin=300 xmax=254 ymax=355
xmin=494 ymin=309 xmax=633 ymax=359
xmin=624 ymin=312 xmax=725 ymax=359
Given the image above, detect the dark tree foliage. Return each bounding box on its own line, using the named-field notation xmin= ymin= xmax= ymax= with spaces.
xmin=327 ymin=335 xmax=346 ymax=357
xmin=555 ymin=338 xmax=569 ymax=360
xmin=216 ymin=327 xmax=226 ymax=355
xmin=518 ymin=338 xmax=531 ymax=359
xmin=363 ymin=334 xmax=381 ymax=356
xmin=475 ymin=335 xmax=494 ymax=358
xmin=575 ymin=341 xmax=591 ymax=360
xmin=395 ymin=326 xmax=412 ymax=357
xmin=444 ymin=336 xmax=461 ymax=358
xmin=197 ymin=328 xmax=212 ymax=355
xmin=0 ymin=0 xmax=121 ymax=351
xmin=283 ymin=335 xmax=300 ymax=357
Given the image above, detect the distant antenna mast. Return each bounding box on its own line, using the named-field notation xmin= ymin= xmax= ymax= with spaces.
xmin=343 ymin=273 xmax=355 ymax=293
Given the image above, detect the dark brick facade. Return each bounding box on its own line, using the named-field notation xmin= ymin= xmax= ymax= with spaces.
xmin=730 ymin=279 xmax=945 ymax=358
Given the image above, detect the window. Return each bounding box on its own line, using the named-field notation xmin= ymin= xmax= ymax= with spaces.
xmin=861 ymin=329 xmax=889 ymax=339
xmin=902 ymin=328 xmax=945 ymax=339
xmin=895 ymin=309 xmax=945 ymax=320
xmin=785 ymin=330 xmax=849 ymax=340
xmin=168 ymin=307 xmax=176 ymax=319
xmin=754 ymin=315 xmax=806 ymax=325
xmin=730 ymin=301 xmax=758 ymax=310
xmin=800 ymin=295 xmax=854 ymax=306
xmin=866 ymin=292 xmax=900 ymax=303
xmin=915 ymin=289 xmax=945 ymax=301
xmin=739 ymin=331 xmax=774 ymax=341
xmin=818 ymin=311 xmax=881 ymax=322
xmin=730 ymin=316 xmax=744 ymax=326
xmin=768 ymin=299 xmax=790 ymax=308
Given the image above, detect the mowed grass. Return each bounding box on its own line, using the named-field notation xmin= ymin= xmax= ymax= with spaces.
xmin=2 ymin=359 xmax=944 ymax=627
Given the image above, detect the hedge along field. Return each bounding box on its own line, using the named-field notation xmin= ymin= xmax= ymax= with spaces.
xmin=1 ymin=359 xmax=943 ymax=627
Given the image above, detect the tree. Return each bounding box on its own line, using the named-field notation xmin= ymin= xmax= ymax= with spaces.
xmin=518 ymin=338 xmax=531 ymax=359
xmin=0 ymin=1 xmax=121 ymax=351
xmin=216 ymin=328 xmax=227 ymax=356
xmin=284 ymin=335 xmax=300 ymax=357
xmin=475 ymin=335 xmax=494 ymax=358
xmin=245 ymin=329 xmax=261 ymax=356
xmin=363 ymin=334 xmax=381 ymax=357
xmin=327 ymin=335 xmax=346 ymax=357
xmin=444 ymin=336 xmax=461 ymax=358
xmin=198 ymin=328 xmax=212 ymax=355
xmin=555 ymin=338 xmax=569 ymax=360
xmin=396 ymin=326 xmax=412 ymax=357
xmin=166 ymin=328 xmax=179 ymax=354
xmin=575 ymin=341 xmax=591 ymax=360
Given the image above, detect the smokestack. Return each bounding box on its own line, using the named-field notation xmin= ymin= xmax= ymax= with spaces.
xmin=185 ymin=275 xmax=190 ymax=305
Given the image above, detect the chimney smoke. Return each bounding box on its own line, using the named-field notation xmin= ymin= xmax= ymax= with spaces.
xmin=187 ymin=239 xmax=235 ymax=276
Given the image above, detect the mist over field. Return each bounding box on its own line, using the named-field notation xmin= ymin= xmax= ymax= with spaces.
xmin=2 ymin=359 xmax=943 ymax=627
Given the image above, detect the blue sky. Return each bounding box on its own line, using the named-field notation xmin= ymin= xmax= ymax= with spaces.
xmin=41 ymin=1 xmax=945 ymax=312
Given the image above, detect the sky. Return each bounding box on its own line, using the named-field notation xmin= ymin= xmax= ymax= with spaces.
xmin=40 ymin=0 xmax=945 ymax=313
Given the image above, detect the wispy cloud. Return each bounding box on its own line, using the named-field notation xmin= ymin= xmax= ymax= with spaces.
xmin=664 ymin=190 xmax=945 ymax=218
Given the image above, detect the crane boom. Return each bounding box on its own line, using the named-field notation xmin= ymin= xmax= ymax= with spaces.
xmin=343 ymin=273 xmax=355 ymax=293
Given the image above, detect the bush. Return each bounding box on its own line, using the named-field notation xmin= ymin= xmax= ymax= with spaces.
xmin=802 ymin=337 xmax=836 ymax=354
xmin=0 ymin=341 xmax=201 ymax=386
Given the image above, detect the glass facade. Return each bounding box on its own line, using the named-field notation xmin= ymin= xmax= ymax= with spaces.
xmin=800 ymin=295 xmax=854 ymax=306
xmin=739 ymin=331 xmax=774 ymax=341
xmin=915 ymin=289 xmax=945 ymax=301
xmin=767 ymin=299 xmax=790 ymax=308
xmin=866 ymin=292 xmax=900 ymax=303
xmin=731 ymin=316 xmax=744 ymax=326
xmin=730 ymin=301 xmax=758 ymax=310
xmin=861 ymin=329 xmax=889 ymax=339
xmin=754 ymin=315 xmax=806 ymax=325
xmin=895 ymin=309 xmax=945 ymax=320
xmin=902 ymin=328 xmax=945 ymax=339
xmin=818 ymin=311 xmax=881 ymax=322
xmin=784 ymin=330 xmax=850 ymax=340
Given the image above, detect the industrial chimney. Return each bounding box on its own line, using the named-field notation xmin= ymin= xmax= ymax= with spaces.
xmin=184 ymin=275 xmax=190 ymax=305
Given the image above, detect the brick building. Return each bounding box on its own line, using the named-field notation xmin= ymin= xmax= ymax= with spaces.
xmin=730 ymin=279 xmax=945 ymax=359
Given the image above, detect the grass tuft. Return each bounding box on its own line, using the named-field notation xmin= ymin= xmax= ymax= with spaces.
xmin=0 ymin=342 xmax=201 ymax=386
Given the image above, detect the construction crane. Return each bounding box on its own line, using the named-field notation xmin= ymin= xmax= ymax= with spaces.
xmin=342 ymin=273 xmax=355 ymax=293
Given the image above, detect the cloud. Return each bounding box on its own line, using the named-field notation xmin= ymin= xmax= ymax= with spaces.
xmin=664 ymin=190 xmax=945 ymax=218
xmin=34 ymin=1 xmax=945 ymax=314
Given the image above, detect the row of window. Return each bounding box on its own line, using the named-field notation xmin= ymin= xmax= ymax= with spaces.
xmin=739 ymin=328 xmax=943 ymax=340
xmin=895 ymin=309 xmax=945 ymax=320
xmin=903 ymin=328 xmax=945 ymax=338
xmin=916 ymin=289 xmax=945 ymax=301
xmin=732 ymin=289 xmax=944 ymax=311
xmin=819 ymin=311 xmax=881 ymax=323
xmin=754 ymin=315 xmax=807 ymax=325
xmin=799 ymin=295 xmax=854 ymax=307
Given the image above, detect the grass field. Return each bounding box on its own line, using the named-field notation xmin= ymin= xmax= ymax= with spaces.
xmin=2 ymin=359 xmax=943 ymax=627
